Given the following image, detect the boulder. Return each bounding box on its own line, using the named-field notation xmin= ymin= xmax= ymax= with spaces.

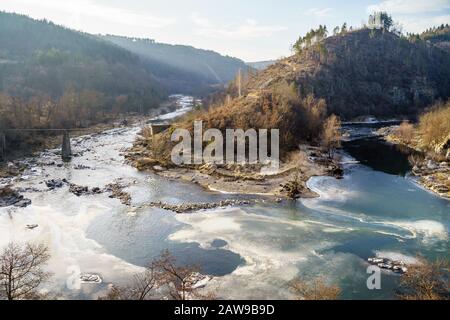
xmin=0 ymin=186 xmax=31 ymax=208
xmin=45 ymin=179 xmax=68 ymax=190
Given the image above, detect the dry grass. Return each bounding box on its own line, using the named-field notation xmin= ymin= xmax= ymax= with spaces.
xmin=397 ymin=258 xmax=449 ymax=300
xmin=418 ymin=101 xmax=450 ymax=152
xmin=141 ymin=126 xmax=153 ymax=139
xmin=395 ymin=121 xmax=415 ymax=144
xmin=178 ymin=81 xmax=328 ymax=157
xmin=289 ymin=276 xmax=341 ymax=300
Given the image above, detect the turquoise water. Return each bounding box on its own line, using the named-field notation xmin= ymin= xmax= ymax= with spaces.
xmin=87 ymin=130 xmax=448 ymax=299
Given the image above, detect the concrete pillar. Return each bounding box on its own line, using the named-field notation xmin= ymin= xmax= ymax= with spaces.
xmin=0 ymin=132 xmax=5 ymax=162
xmin=61 ymin=130 xmax=72 ymax=161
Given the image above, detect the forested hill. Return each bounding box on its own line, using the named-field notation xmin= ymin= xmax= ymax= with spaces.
xmin=240 ymin=28 xmax=450 ymax=119
xmin=180 ymin=26 xmax=450 ymax=155
xmin=102 ymin=35 xmax=248 ymax=94
xmin=0 ymin=11 xmax=166 ymax=114
xmin=415 ymin=24 xmax=450 ymax=52
xmin=246 ymin=60 xmax=276 ymax=70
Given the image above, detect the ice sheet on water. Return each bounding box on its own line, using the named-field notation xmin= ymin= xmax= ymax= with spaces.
xmin=168 ymin=207 xmax=361 ymax=299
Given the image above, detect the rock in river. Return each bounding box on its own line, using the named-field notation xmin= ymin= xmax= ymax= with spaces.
xmin=0 ymin=185 xmax=32 ymax=208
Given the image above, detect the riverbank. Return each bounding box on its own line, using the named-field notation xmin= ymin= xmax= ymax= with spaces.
xmin=0 ymin=98 xmax=181 ymax=179
xmin=377 ymin=126 xmax=450 ymax=199
xmin=126 ymin=138 xmax=343 ymax=199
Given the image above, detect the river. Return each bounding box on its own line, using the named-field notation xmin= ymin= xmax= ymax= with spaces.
xmin=0 ymin=97 xmax=448 ymax=300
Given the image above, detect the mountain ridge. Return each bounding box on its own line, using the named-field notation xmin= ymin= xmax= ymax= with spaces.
xmin=237 ymin=28 xmax=450 ymax=119
xmin=0 ymin=11 xmax=166 ymax=112
xmin=101 ymin=35 xmax=249 ymax=95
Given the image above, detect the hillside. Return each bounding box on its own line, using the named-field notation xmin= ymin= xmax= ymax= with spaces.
xmin=166 ymin=27 xmax=450 ymax=157
xmin=0 ymin=12 xmax=167 ymax=113
xmin=416 ymin=24 xmax=450 ymax=52
xmin=102 ymin=35 xmax=248 ymax=94
xmin=244 ymin=28 xmax=450 ymax=119
xmin=206 ymin=28 xmax=450 ymax=120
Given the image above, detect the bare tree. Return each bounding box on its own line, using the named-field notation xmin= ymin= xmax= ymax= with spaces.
xmin=289 ymin=276 xmax=341 ymax=300
xmin=101 ymin=267 xmax=158 ymax=300
xmin=281 ymin=169 xmax=305 ymax=199
xmin=0 ymin=242 xmax=51 ymax=300
xmin=397 ymin=258 xmax=449 ymax=300
xmin=321 ymin=114 xmax=342 ymax=159
xmin=101 ymin=250 xmax=214 ymax=300
xmin=152 ymin=250 xmax=212 ymax=300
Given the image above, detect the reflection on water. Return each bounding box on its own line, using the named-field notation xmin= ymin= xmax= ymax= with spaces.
xmin=343 ymin=137 xmax=421 ymax=176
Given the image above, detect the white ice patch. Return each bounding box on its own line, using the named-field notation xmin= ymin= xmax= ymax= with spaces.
xmin=169 ymin=207 xmax=347 ymax=299
xmin=0 ymin=193 xmax=144 ymax=299
xmin=374 ymin=251 xmax=419 ymax=265
xmin=385 ymin=220 xmax=448 ymax=243
xmin=305 ymin=176 xmax=358 ymax=202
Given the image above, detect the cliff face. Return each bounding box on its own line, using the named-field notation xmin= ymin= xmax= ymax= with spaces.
xmin=245 ymin=29 xmax=450 ymax=119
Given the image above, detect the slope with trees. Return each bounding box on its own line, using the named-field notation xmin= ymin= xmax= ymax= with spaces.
xmin=0 ymin=12 xmax=167 ymax=112
xmin=258 ymin=28 xmax=450 ymax=119
xmin=0 ymin=12 xmax=169 ymax=156
xmin=102 ymin=35 xmax=249 ymax=95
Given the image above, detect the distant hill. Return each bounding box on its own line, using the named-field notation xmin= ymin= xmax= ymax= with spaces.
xmin=102 ymin=35 xmax=249 ymax=94
xmin=247 ymin=60 xmax=276 ymax=70
xmin=0 ymin=12 xmax=167 ymax=113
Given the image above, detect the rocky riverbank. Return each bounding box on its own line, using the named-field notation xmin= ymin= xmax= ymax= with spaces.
xmin=126 ymin=138 xmax=343 ymax=199
xmin=140 ymin=199 xmax=255 ymax=214
xmin=0 ymin=185 xmax=31 ymax=208
xmin=0 ymin=98 xmax=177 ymax=167
xmin=377 ymin=126 xmax=450 ymax=199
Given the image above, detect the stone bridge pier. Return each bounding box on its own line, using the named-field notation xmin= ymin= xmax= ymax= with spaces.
xmin=0 ymin=132 xmax=5 ymax=162
xmin=61 ymin=130 xmax=72 ymax=161
xmin=0 ymin=130 xmax=73 ymax=162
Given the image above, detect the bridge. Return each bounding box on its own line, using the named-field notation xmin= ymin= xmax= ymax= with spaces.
xmin=0 ymin=128 xmax=89 ymax=162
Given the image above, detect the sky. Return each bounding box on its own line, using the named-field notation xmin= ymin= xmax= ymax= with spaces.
xmin=1 ymin=0 xmax=449 ymax=61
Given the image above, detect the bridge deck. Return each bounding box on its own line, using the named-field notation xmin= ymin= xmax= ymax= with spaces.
xmin=2 ymin=128 xmax=90 ymax=132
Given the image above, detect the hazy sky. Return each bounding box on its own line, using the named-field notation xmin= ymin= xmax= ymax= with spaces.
xmin=1 ymin=0 xmax=449 ymax=61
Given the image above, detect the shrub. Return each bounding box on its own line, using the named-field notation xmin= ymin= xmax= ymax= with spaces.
xmin=395 ymin=121 xmax=415 ymax=144
xmin=419 ymin=101 xmax=450 ymax=151
xmin=289 ymin=276 xmax=341 ymax=300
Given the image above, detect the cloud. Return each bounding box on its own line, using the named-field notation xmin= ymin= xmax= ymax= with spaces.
xmin=367 ymin=0 xmax=450 ymax=33
xmin=304 ymin=7 xmax=333 ymax=17
xmin=367 ymin=0 xmax=450 ymax=14
xmin=397 ymin=14 xmax=450 ymax=33
xmin=0 ymin=0 xmax=175 ymax=29
xmin=191 ymin=13 xmax=287 ymax=39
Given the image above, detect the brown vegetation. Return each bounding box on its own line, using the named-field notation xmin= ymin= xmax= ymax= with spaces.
xmin=182 ymin=81 xmax=328 ymax=157
xmin=0 ymin=242 xmax=51 ymax=300
xmin=397 ymin=258 xmax=449 ymax=300
xmin=321 ymin=114 xmax=342 ymax=159
xmin=101 ymin=266 xmax=159 ymax=301
xmin=244 ymin=28 xmax=450 ymax=120
xmin=395 ymin=121 xmax=415 ymax=144
xmin=102 ymin=250 xmax=214 ymax=300
xmin=289 ymin=276 xmax=341 ymax=300
xmin=418 ymin=101 xmax=450 ymax=154
xmin=281 ymin=170 xmax=306 ymax=199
